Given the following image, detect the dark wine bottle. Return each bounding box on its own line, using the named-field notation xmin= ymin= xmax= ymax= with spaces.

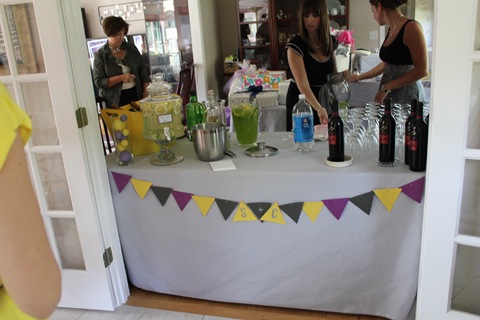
xmin=404 ymin=99 xmax=417 ymax=165
xmin=379 ymin=97 xmax=396 ymax=163
xmin=409 ymin=101 xmax=428 ymax=172
xmin=328 ymin=99 xmax=344 ymax=162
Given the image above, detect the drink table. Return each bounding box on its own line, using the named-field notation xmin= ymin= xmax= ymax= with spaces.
xmin=106 ymin=132 xmax=424 ymax=320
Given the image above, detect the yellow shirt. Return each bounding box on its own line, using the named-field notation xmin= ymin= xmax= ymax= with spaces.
xmin=0 ymin=82 xmax=32 ymax=169
xmin=0 ymin=82 xmax=41 ymax=319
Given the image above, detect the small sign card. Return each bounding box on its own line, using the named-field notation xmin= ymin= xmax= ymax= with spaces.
xmin=210 ymin=159 xmax=236 ymax=171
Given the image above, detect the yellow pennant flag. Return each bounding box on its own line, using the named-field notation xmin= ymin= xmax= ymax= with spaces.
xmin=232 ymin=201 xmax=258 ymax=222
xmin=192 ymin=195 xmax=216 ymax=217
xmin=373 ymin=188 xmax=402 ymax=212
xmin=303 ymin=202 xmax=324 ymax=222
xmin=261 ymin=202 xmax=286 ymax=224
xmin=131 ymin=179 xmax=153 ymax=200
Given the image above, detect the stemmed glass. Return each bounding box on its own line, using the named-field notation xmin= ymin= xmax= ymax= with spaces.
xmin=392 ymin=103 xmax=410 ymax=162
xmin=344 ymin=107 xmax=365 ymax=158
xmin=362 ymin=103 xmax=382 ymax=159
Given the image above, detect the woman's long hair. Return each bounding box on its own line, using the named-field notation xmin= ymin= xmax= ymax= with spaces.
xmin=369 ymin=0 xmax=408 ymax=10
xmin=298 ymin=0 xmax=333 ymax=56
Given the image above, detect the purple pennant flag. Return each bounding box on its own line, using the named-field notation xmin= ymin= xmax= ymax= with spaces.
xmin=111 ymin=171 xmax=132 ymax=193
xmin=401 ymin=177 xmax=425 ymax=203
xmin=171 ymin=190 xmax=193 ymax=211
xmin=322 ymin=198 xmax=350 ymax=220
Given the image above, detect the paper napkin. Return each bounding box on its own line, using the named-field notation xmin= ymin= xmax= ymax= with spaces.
xmin=210 ymin=159 xmax=236 ymax=171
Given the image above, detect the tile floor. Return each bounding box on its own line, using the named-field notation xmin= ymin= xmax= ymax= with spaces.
xmin=50 ymin=305 xmax=238 ymax=320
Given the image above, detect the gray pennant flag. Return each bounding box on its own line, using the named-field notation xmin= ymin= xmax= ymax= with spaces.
xmin=350 ymin=191 xmax=375 ymax=215
xmin=279 ymin=202 xmax=304 ymax=223
xmin=215 ymin=198 xmax=238 ymax=221
xmin=151 ymin=186 xmax=173 ymax=206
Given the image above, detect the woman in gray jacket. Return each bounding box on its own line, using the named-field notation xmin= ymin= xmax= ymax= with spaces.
xmin=94 ymin=16 xmax=150 ymax=108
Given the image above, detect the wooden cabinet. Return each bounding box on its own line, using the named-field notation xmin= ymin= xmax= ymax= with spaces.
xmin=236 ymin=0 xmax=349 ymax=75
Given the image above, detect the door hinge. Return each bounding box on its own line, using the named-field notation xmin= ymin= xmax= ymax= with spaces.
xmin=103 ymin=247 xmax=113 ymax=268
xmin=75 ymin=107 xmax=89 ymax=128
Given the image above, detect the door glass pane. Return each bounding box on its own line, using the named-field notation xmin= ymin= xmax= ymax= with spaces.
xmin=21 ymin=81 xmax=59 ymax=146
xmin=0 ymin=28 xmax=11 ymax=75
xmin=451 ymin=244 xmax=480 ymax=316
xmin=459 ymin=160 xmax=480 ymax=237
xmin=35 ymin=153 xmax=73 ymax=211
xmin=51 ymin=218 xmax=86 ymax=270
xmin=467 ymin=62 xmax=480 ymax=149
xmin=5 ymin=3 xmax=45 ymax=75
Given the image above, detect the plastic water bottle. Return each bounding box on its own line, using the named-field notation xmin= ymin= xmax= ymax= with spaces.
xmin=292 ymin=94 xmax=314 ymax=152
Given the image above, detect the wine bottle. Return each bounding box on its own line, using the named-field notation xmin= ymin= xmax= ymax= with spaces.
xmin=404 ymin=99 xmax=417 ymax=165
xmin=328 ymin=99 xmax=345 ymax=162
xmin=379 ymin=97 xmax=396 ymax=163
xmin=409 ymin=101 xmax=428 ymax=172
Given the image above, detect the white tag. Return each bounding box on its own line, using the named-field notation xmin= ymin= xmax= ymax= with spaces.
xmin=158 ymin=114 xmax=173 ymax=124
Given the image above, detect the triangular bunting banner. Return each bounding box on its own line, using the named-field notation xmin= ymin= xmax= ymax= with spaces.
xmin=172 ymin=190 xmax=193 ymax=211
xmin=131 ymin=179 xmax=153 ymax=200
xmin=280 ymin=202 xmax=304 ymax=223
xmin=111 ymin=171 xmax=132 ymax=193
xmin=401 ymin=177 xmax=425 ymax=204
xmin=215 ymin=198 xmax=238 ymax=221
xmin=261 ymin=202 xmax=286 ymax=224
xmin=373 ymin=188 xmax=402 ymax=212
xmin=350 ymin=191 xmax=375 ymax=215
xmin=151 ymin=186 xmax=172 ymax=206
xmin=232 ymin=201 xmax=258 ymax=222
xmin=247 ymin=202 xmax=272 ymax=220
xmin=192 ymin=195 xmax=216 ymax=217
xmin=303 ymin=202 xmax=324 ymax=222
xmin=323 ymin=198 xmax=350 ymax=220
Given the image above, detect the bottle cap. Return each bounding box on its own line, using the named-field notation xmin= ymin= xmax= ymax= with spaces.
xmin=299 ymin=94 xmax=305 ymax=100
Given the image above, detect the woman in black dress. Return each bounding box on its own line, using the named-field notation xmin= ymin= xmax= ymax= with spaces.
xmin=345 ymin=0 xmax=428 ymax=104
xmin=285 ymin=0 xmax=338 ymax=131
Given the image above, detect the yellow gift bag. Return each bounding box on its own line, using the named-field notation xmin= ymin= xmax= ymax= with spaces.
xmin=100 ymin=105 xmax=160 ymax=156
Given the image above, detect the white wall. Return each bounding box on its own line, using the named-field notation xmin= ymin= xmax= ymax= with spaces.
xmin=80 ymin=0 xmax=146 ymax=38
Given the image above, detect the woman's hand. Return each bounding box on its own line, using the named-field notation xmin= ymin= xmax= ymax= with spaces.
xmin=122 ymin=74 xmax=136 ymax=83
xmin=343 ymin=70 xmax=360 ymax=82
xmin=317 ymin=107 xmax=329 ymax=124
xmin=374 ymin=90 xmax=389 ymax=104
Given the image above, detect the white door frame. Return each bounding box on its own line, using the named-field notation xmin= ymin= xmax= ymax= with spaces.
xmin=417 ymin=0 xmax=480 ymax=319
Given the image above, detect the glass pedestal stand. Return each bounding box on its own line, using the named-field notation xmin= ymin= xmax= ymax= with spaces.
xmin=150 ymin=140 xmax=183 ymax=166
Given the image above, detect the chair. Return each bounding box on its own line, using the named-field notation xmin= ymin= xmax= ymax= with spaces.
xmin=176 ymin=66 xmax=195 ymax=125
xmin=96 ymin=96 xmax=114 ymax=155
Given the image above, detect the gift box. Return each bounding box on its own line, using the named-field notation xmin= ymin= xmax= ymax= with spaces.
xmin=240 ymin=71 xmax=286 ymax=91
xmin=229 ymin=91 xmax=279 ymax=108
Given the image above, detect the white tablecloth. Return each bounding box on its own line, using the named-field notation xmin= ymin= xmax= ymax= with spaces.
xmin=107 ymin=133 xmax=424 ymax=320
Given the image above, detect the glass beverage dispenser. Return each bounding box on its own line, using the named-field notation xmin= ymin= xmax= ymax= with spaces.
xmin=140 ymin=73 xmax=184 ymax=165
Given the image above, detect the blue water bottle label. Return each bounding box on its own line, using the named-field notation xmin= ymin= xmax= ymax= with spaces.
xmin=293 ymin=114 xmax=314 ymax=142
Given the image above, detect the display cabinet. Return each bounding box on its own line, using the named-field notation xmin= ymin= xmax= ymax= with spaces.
xmin=236 ymin=0 xmax=349 ymax=75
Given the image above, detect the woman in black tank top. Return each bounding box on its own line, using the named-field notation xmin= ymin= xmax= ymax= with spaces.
xmin=345 ymin=0 xmax=428 ymax=105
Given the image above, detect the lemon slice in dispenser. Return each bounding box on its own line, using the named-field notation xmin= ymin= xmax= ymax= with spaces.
xmin=155 ymin=105 xmax=167 ymax=115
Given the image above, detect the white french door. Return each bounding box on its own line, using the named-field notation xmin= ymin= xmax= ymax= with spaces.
xmin=0 ymin=0 xmax=128 ymax=310
xmin=417 ymin=0 xmax=480 ymax=319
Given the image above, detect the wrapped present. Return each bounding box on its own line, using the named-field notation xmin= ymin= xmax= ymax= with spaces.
xmin=229 ymin=91 xmax=279 ymax=108
xmin=240 ymin=70 xmax=286 ymax=91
